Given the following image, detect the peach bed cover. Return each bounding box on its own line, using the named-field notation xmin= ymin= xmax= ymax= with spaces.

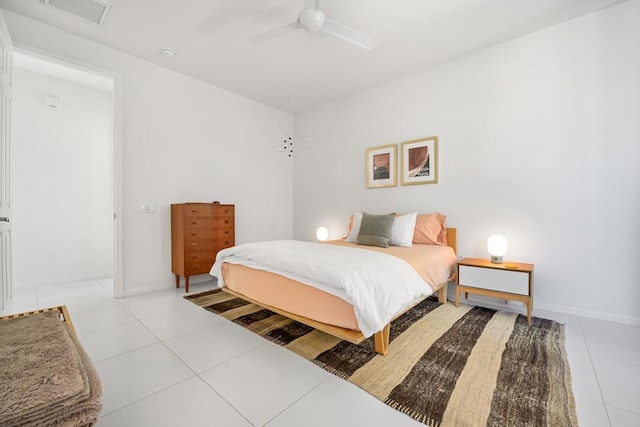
xmin=221 ymin=241 xmax=456 ymax=332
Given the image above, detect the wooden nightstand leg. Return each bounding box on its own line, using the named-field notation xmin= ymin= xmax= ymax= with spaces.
xmin=175 ymin=274 xmax=180 ymax=289
xmin=185 ymin=276 xmax=190 ymax=293
xmin=464 ymin=292 xmax=468 ymax=299
xmin=455 ymin=287 xmax=460 ymax=308
xmin=526 ymin=299 xmax=532 ymax=323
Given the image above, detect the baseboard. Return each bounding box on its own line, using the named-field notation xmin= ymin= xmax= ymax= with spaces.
xmin=534 ymin=300 xmax=640 ymax=326
xmin=442 ymin=284 xmax=640 ymax=326
xmin=122 ymin=284 xmax=169 ymax=298
xmin=122 ymin=275 xmax=217 ymax=298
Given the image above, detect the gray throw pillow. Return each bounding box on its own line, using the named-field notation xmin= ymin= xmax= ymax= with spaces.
xmin=357 ymin=212 xmax=396 ymax=247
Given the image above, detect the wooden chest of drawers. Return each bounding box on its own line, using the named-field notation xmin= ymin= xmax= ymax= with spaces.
xmin=171 ymin=203 xmax=235 ymax=293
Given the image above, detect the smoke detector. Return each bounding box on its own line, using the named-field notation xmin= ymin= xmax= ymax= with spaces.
xmin=42 ymin=0 xmax=113 ymax=25
xmin=161 ymin=48 xmax=176 ymax=58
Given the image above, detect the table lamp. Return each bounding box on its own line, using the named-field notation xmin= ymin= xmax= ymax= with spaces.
xmin=316 ymin=226 xmax=329 ymax=241
xmin=487 ymin=234 xmax=508 ymax=264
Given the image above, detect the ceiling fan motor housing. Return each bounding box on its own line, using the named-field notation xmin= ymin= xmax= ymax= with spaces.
xmin=298 ymin=8 xmax=326 ymax=33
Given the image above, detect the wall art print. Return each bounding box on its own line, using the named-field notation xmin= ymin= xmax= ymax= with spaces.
xmin=366 ymin=144 xmax=397 ymax=188
xmin=400 ymin=136 xmax=438 ymax=185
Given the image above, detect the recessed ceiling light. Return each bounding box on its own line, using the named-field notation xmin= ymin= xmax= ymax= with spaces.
xmin=162 ymin=48 xmax=176 ymax=57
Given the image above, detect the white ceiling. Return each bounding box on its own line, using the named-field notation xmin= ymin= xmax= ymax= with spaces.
xmin=0 ymin=0 xmax=626 ymax=112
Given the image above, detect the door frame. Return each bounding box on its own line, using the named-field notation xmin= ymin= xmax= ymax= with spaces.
xmin=13 ymin=46 xmax=124 ymax=298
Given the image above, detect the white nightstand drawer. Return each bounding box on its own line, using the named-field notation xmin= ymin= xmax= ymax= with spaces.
xmin=459 ymin=265 xmax=529 ymax=295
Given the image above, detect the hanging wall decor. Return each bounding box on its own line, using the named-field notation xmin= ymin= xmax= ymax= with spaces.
xmin=366 ymin=144 xmax=397 ymax=188
xmin=400 ymin=136 xmax=438 ymax=185
xmin=270 ymin=97 xmax=312 ymax=158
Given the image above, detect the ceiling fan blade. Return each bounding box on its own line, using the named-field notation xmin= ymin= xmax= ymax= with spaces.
xmin=248 ymin=21 xmax=301 ymax=44
xmin=321 ymin=19 xmax=376 ymax=50
xmin=304 ymin=0 xmax=320 ymax=10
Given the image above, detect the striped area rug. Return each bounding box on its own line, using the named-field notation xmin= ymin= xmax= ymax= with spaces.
xmin=185 ymin=289 xmax=578 ymax=427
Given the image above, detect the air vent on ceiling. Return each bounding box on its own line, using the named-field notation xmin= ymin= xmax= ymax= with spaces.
xmin=42 ymin=0 xmax=112 ymax=25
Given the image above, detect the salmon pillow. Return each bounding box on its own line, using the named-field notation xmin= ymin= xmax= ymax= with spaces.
xmin=344 ymin=212 xmax=363 ymax=242
xmin=413 ymin=213 xmax=447 ymax=245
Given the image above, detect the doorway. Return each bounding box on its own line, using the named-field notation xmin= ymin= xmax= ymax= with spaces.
xmin=11 ymin=50 xmax=121 ymax=298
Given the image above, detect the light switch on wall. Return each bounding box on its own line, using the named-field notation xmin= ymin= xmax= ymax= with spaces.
xmin=138 ymin=202 xmax=156 ymax=213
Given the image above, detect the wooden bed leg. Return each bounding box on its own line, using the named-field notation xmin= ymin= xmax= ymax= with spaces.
xmin=374 ymin=323 xmax=390 ymax=355
xmin=438 ymin=284 xmax=448 ymax=304
xmin=175 ymin=274 xmax=180 ymax=289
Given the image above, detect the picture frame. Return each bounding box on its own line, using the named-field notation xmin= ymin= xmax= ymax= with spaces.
xmin=366 ymin=144 xmax=397 ymax=188
xmin=400 ymin=136 xmax=438 ymax=185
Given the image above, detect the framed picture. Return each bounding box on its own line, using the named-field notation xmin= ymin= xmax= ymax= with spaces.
xmin=400 ymin=136 xmax=438 ymax=185
xmin=366 ymin=144 xmax=397 ymax=188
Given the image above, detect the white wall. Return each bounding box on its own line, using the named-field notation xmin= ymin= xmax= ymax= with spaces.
xmin=12 ymin=67 xmax=113 ymax=287
xmin=293 ymin=1 xmax=640 ymax=324
xmin=2 ymin=11 xmax=293 ymax=295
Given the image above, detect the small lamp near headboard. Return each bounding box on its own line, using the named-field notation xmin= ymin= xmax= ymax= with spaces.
xmin=487 ymin=234 xmax=508 ymax=264
xmin=316 ymin=226 xmax=329 ymax=241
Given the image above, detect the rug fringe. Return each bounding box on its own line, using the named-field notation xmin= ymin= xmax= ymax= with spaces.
xmin=310 ymin=360 xmax=350 ymax=380
xmin=385 ymin=398 xmax=439 ymax=427
xmin=559 ymin=326 xmax=580 ymax=427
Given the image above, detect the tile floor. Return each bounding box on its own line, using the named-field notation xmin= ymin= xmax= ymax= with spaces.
xmin=2 ymin=279 xmax=639 ymax=426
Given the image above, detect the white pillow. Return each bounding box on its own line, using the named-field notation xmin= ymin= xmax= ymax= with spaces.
xmin=389 ymin=212 xmax=417 ymax=247
xmin=345 ymin=212 xmax=363 ymax=242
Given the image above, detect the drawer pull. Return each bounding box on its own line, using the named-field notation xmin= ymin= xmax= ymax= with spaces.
xmin=191 ymin=267 xmax=199 ymax=272
xmin=224 ymin=230 xmax=229 ymax=235
xmin=224 ymin=241 xmax=229 ymax=245
xmin=191 ymin=221 xmax=198 ymax=225
xmin=224 ymin=220 xmax=229 ymax=224
xmin=191 ymin=243 xmax=197 ymax=247
xmin=191 ymin=233 xmax=197 ymax=236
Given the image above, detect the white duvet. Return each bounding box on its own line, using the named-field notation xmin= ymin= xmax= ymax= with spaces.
xmin=210 ymin=240 xmax=432 ymax=337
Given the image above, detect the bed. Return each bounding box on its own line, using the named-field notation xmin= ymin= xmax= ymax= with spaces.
xmin=210 ymin=214 xmax=457 ymax=355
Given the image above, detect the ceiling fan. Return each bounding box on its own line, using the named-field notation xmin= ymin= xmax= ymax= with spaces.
xmin=248 ymin=0 xmax=376 ymax=50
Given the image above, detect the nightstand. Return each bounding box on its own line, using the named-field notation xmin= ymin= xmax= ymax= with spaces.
xmin=456 ymin=258 xmax=535 ymax=323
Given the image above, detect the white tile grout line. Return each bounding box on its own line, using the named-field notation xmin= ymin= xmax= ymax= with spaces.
xmin=261 ymin=377 xmax=332 ymax=427
xmin=105 ymin=296 xmax=258 ymax=425
xmin=604 ymin=403 xmax=640 ymax=417
xmin=194 ymin=343 xmax=271 ymax=427
xmin=96 ymin=374 xmax=199 ymax=419
xmin=577 ymin=315 xmax=612 ymax=426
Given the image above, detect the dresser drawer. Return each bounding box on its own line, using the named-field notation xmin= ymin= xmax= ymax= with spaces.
xmin=185 ymin=250 xmax=214 ymax=263
xmin=184 ymin=204 xmax=214 ymax=217
xmin=211 ymin=216 xmax=234 ymax=228
xmin=185 ymin=257 xmax=215 ymax=275
xmin=459 ymin=265 xmax=529 ymax=296
xmin=213 ymin=205 xmax=234 ymax=217
xmin=211 ymin=228 xmax=234 ymax=240
xmin=214 ymin=236 xmax=234 ymax=251
xmin=185 ymin=239 xmax=217 ymax=251
xmin=185 ymin=228 xmax=233 ymax=242
xmin=184 ymin=217 xmax=213 ymax=229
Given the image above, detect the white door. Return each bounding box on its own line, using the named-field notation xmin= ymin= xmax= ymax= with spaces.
xmin=0 ymin=12 xmax=12 ymax=310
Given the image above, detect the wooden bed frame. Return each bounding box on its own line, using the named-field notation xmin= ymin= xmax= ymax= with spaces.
xmin=222 ymin=228 xmax=457 ymax=356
